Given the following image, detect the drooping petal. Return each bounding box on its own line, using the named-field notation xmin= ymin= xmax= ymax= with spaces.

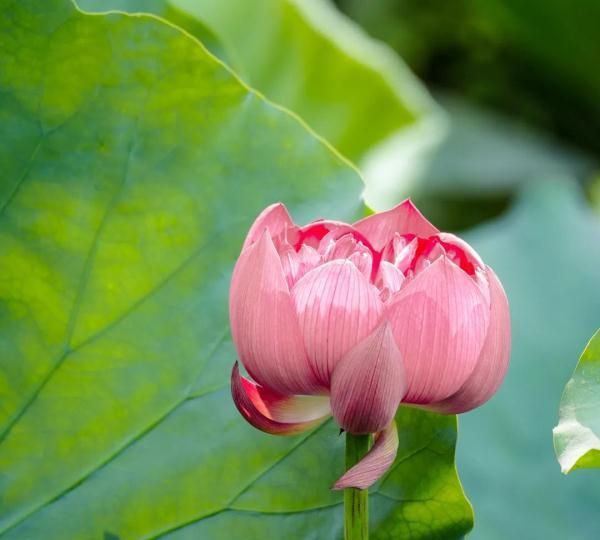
xmin=292 ymin=260 xmax=384 ymax=386
xmin=386 ymin=256 xmax=490 ymax=404
xmin=427 ymin=266 xmax=511 ymax=413
xmin=230 ymin=230 xmax=322 ymax=395
xmin=354 ymin=199 xmax=439 ymax=250
xmin=231 ymin=363 xmax=330 ymax=435
xmin=333 ymin=421 xmax=399 ymax=490
xmin=331 ymin=323 xmax=405 ymax=434
xmin=242 ymin=203 xmax=294 ymax=251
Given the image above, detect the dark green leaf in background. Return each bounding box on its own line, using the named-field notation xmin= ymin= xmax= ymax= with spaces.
xmin=0 ymin=1 xmax=471 ymax=538
xmin=554 ymin=329 xmax=600 ymax=473
xmin=336 ymin=0 xmax=600 ymax=158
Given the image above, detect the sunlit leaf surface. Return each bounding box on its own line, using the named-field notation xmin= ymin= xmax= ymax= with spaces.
xmin=0 ymin=1 xmax=471 ymax=538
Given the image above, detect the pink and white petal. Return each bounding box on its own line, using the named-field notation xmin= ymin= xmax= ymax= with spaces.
xmin=376 ymin=261 xmax=405 ymax=302
xmin=428 ymin=266 xmax=511 ymax=414
xmin=279 ymin=245 xmax=301 ymax=289
xmin=320 ymin=230 xmax=378 ymax=280
xmin=242 ymin=203 xmax=295 ymax=251
xmin=393 ymin=236 xmax=419 ymax=274
xmin=386 ymin=256 xmax=490 ymax=404
xmin=230 ymin=230 xmax=322 ymax=395
xmin=354 ymin=200 xmax=439 ymax=250
xmin=231 ymin=364 xmax=330 ymax=435
xmin=292 ymin=260 xmax=384 ymax=386
xmin=435 ymin=233 xmax=490 ymax=299
xmin=436 ymin=233 xmax=485 ymax=271
xmin=348 ymin=250 xmax=373 ymax=281
xmin=321 ymin=234 xmax=358 ymax=261
xmin=331 ymin=323 xmax=405 ymax=434
xmin=280 ymin=244 xmax=323 ymax=288
xmin=333 ymin=421 xmax=399 ymax=490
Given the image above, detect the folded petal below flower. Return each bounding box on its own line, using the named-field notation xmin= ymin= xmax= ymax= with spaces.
xmin=386 ymin=256 xmax=490 ymax=404
xmin=292 ymin=260 xmax=383 ymax=386
xmin=231 ymin=363 xmax=331 ymax=435
xmin=333 ymin=421 xmax=399 ymax=490
xmin=354 ymin=199 xmax=439 ymax=250
xmin=331 ymin=323 xmax=405 ymax=434
xmin=427 ymin=266 xmax=511 ymax=413
xmin=230 ymin=230 xmax=322 ymax=395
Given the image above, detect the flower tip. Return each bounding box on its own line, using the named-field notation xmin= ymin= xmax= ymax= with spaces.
xmin=242 ymin=203 xmax=294 ymax=250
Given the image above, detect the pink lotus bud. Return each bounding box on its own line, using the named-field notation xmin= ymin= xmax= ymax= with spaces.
xmin=229 ymin=201 xmax=511 ymax=489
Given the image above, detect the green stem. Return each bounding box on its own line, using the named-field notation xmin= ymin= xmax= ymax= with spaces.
xmin=344 ymin=432 xmax=370 ymax=540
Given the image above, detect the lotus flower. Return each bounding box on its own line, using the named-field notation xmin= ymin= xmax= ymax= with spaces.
xmin=229 ymin=201 xmax=510 ymax=489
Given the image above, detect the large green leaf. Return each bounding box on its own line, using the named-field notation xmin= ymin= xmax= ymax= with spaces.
xmin=0 ymin=1 xmax=471 ymax=538
xmin=554 ymin=329 xmax=600 ymax=473
xmin=456 ymin=180 xmax=600 ymax=539
xmin=78 ymin=0 xmax=439 ymax=209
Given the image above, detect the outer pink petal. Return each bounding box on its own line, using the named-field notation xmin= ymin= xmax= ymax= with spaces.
xmin=331 ymin=323 xmax=406 ymax=434
xmin=242 ymin=203 xmax=294 ymax=251
xmin=333 ymin=421 xmax=399 ymax=490
xmin=231 ymin=363 xmax=330 ymax=435
xmin=292 ymin=260 xmax=384 ymax=386
xmin=386 ymin=257 xmax=490 ymax=404
xmin=427 ymin=266 xmax=511 ymax=413
xmin=436 ymin=232 xmax=484 ymax=270
xmin=354 ymin=200 xmax=439 ymax=250
xmin=230 ymin=230 xmax=322 ymax=395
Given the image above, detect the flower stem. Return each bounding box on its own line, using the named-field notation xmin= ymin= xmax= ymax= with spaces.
xmin=344 ymin=432 xmax=371 ymax=540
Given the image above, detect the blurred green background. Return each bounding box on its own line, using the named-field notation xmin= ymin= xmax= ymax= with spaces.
xmin=335 ymin=0 xmax=600 ymax=538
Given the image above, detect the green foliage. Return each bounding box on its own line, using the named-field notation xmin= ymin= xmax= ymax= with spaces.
xmin=459 ymin=180 xmax=600 ymax=539
xmin=0 ymin=1 xmax=471 ymax=538
xmin=78 ymin=0 xmax=438 ymax=210
xmin=337 ymin=0 xmax=600 ymax=157
xmin=554 ymin=330 xmax=600 ymax=473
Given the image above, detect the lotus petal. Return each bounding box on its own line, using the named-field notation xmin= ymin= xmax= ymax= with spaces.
xmin=386 ymin=256 xmax=490 ymax=403
xmin=292 ymin=260 xmax=383 ymax=386
xmin=242 ymin=203 xmax=294 ymax=251
xmin=331 ymin=323 xmax=405 ymax=434
xmin=354 ymin=199 xmax=439 ymax=250
xmin=230 ymin=230 xmax=322 ymax=395
xmin=428 ymin=266 xmax=511 ymax=413
xmin=231 ymin=363 xmax=330 ymax=435
xmin=333 ymin=421 xmax=399 ymax=490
